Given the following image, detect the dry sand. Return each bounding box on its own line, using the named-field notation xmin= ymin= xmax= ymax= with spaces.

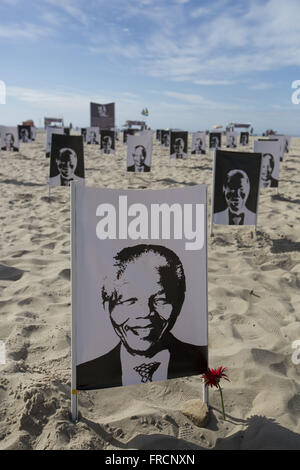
xmin=0 ymin=131 xmax=299 ymax=450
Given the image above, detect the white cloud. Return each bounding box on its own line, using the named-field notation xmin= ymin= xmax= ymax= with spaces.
xmin=44 ymin=0 xmax=87 ymax=25
xmin=194 ymin=79 xmax=235 ymax=86
xmin=248 ymin=82 xmax=274 ymax=90
xmin=0 ymin=23 xmax=53 ymax=40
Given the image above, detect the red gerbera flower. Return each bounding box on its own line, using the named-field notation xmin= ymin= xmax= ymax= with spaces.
xmin=201 ymin=366 xmax=230 ymax=388
xmin=201 ymin=366 xmax=230 ymax=420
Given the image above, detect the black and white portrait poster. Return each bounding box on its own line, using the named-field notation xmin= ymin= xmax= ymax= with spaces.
xmin=191 ymin=132 xmax=206 ymax=154
xmin=18 ymin=125 xmax=32 ymax=143
xmin=209 ymin=132 xmax=222 ymax=150
xmin=240 ymin=132 xmax=249 ymax=146
xmin=114 ymin=128 xmax=120 ymax=141
xmin=86 ymin=127 xmax=100 ymax=145
xmin=226 ymin=132 xmax=237 ymax=148
xmin=73 ymin=184 xmax=208 ymax=390
xmin=46 ymin=126 xmax=64 ymax=158
xmin=212 ymin=149 xmax=262 ymax=226
xmin=49 ymin=134 xmax=85 ymax=187
xmin=283 ymin=135 xmax=291 ymax=153
xmin=100 ymin=130 xmax=115 ymax=154
xmin=81 ymin=128 xmax=87 ymax=143
xmin=160 ymin=130 xmax=170 ymax=147
xmin=268 ymin=135 xmax=287 ymax=161
xmin=31 ymin=127 xmax=36 ymax=141
xmin=90 ymin=102 xmax=115 ymax=129
xmin=1 ymin=126 xmax=19 ymax=151
xmin=253 ymin=139 xmax=281 ymax=188
xmin=123 ymin=128 xmax=135 ymax=144
xmin=126 ymin=133 xmax=152 ymax=172
xmin=170 ymin=131 xmax=188 ymax=159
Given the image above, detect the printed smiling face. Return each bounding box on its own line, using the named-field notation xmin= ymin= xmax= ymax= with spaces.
xmin=195 ymin=137 xmax=202 ymax=151
xmin=56 ymin=148 xmax=77 ymax=182
xmin=223 ymin=170 xmax=250 ymax=215
xmin=132 ymin=145 xmax=146 ymax=168
xmin=104 ymin=249 xmax=185 ymax=356
xmin=103 ymin=136 xmax=112 ymax=152
xmin=261 ymin=153 xmax=274 ymax=183
xmin=5 ymin=133 xmax=14 ymax=149
xmin=174 ymin=138 xmax=184 ymax=155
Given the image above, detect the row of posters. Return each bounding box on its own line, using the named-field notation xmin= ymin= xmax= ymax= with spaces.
xmin=70 ymin=136 xmax=288 ymax=392
xmin=81 ymin=128 xmax=117 ymax=153
xmin=48 ymin=134 xmax=284 ymax=212
xmin=0 ymin=125 xmax=36 ymax=151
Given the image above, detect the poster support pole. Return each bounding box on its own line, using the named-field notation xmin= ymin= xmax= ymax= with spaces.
xmin=202 ymin=382 xmax=209 ymax=405
xmin=210 ymin=149 xmax=217 ymax=237
xmin=70 ymin=181 xmax=78 ymax=423
xmin=203 ymin=185 xmax=209 ymax=407
xmin=48 ymin=184 xmax=51 ymax=201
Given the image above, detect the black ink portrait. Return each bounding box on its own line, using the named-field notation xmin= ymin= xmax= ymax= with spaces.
xmin=127 ymin=144 xmax=150 ymax=172
xmin=209 ymin=133 xmax=221 ymax=149
xmin=77 ymin=244 xmax=207 ymax=390
xmin=213 ymin=150 xmax=262 ymax=226
xmin=170 ymin=132 xmax=188 ymax=159
xmin=49 ymin=134 xmax=85 ymax=187
xmin=260 ymin=153 xmax=278 ymax=188
xmin=101 ymin=130 xmax=115 ymax=154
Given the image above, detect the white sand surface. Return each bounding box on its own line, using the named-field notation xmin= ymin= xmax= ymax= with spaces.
xmin=0 ymin=131 xmax=299 ymax=450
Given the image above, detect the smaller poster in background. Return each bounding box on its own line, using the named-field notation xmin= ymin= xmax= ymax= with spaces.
xmin=18 ymin=125 xmax=32 ymax=143
xmin=254 ymin=139 xmax=281 ymax=188
xmin=170 ymin=131 xmax=188 ymax=159
xmin=31 ymin=127 xmax=36 ymax=141
xmin=226 ymin=132 xmax=237 ymax=148
xmin=283 ymin=135 xmax=291 ymax=153
xmin=209 ymin=132 xmax=222 ymax=150
xmin=90 ymin=102 xmax=115 ymax=129
xmin=81 ymin=128 xmax=87 ymax=143
xmin=100 ymin=130 xmax=115 ymax=154
xmin=240 ymin=132 xmax=249 ymax=146
xmin=160 ymin=130 xmax=170 ymax=147
xmin=123 ymin=128 xmax=136 ymax=144
xmin=1 ymin=126 xmax=19 ymax=151
xmin=191 ymin=132 xmax=206 ymax=154
xmin=127 ymin=133 xmax=152 ymax=172
xmin=49 ymin=134 xmax=85 ymax=186
xmin=268 ymin=135 xmax=288 ymax=161
xmin=212 ymin=149 xmax=262 ymax=226
xmin=156 ymin=129 xmax=161 ymax=141
xmin=86 ymin=127 xmax=100 ymax=145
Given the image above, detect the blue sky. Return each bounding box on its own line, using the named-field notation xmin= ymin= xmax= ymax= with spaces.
xmin=0 ymin=0 xmax=300 ymax=134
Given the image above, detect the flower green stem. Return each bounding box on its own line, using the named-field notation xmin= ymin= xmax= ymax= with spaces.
xmin=217 ymin=384 xmax=226 ymax=421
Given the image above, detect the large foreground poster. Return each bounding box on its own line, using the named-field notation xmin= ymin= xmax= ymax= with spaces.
xmin=212 ymin=149 xmax=262 ymax=226
xmin=74 ymin=185 xmax=208 ymax=390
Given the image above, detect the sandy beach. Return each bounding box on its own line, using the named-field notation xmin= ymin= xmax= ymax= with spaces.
xmin=0 ymin=131 xmax=299 ymax=450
